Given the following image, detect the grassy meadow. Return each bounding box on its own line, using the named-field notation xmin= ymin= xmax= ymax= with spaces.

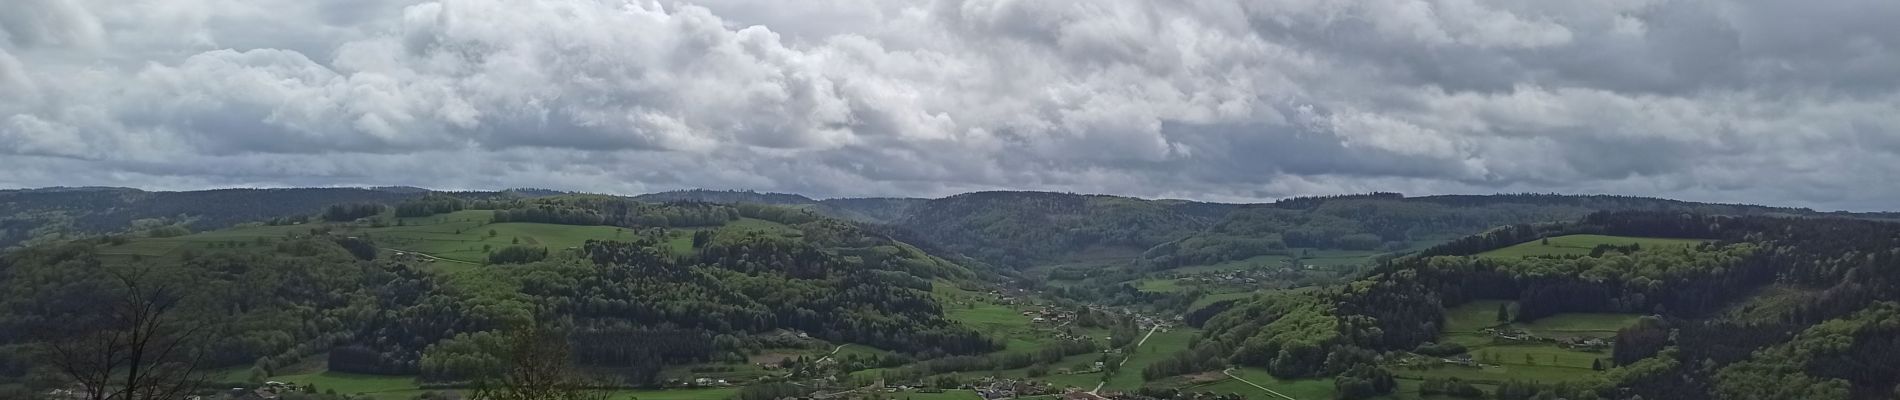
xmin=1480 ymin=235 xmax=1706 ymax=258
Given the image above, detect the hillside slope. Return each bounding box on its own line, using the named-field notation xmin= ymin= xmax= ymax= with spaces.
xmin=1186 ymin=211 xmax=1900 ymax=399
xmin=0 ymin=195 xmax=997 ymax=389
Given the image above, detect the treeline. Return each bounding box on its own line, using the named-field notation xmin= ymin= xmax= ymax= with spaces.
xmin=0 ymin=187 xmax=423 ymax=248
xmin=895 ymin=191 xmax=1233 ymax=267
xmin=489 ymin=197 xmax=756 ymax=228
xmin=322 ymin=203 xmax=386 ymax=221
xmin=394 ymin=195 xmax=468 ymax=217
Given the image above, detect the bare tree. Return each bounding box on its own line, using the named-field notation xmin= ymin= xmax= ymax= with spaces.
xmin=467 ymin=325 xmax=609 ymax=400
xmin=38 ymin=268 xmax=210 ymax=400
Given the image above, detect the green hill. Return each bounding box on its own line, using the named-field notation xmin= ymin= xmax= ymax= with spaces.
xmin=893 ymin=191 xmax=1237 ymax=268
xmin=1191 ymin=211 xmax=1900 ymax=399
xmin=0 ymin=195 xmax=996 ymax=391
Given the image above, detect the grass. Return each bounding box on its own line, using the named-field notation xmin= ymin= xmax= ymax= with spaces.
xmin=271 ymin=371 xmax=419 ymax=396
xmin=1170 ymin=255 xmax=1292 ymax=274
xmin=1136 ymin=278 xmax=1187 ymax=293
xmin=890 ymin=389 xmax=983 ymax=400
xmin=362 ymin=210 xmax=632 ymax=263
xmin=1102 ymin=328 xmax=1195 ymax=390
xmin=265 ymin=370 xmax=745 ymax=400
xmin=1387 ymin=378 xmax=1497 ymax=400
xmin=96 ymin=223 xmax=312 ymax=259
xmin=1469 ymin=345 xmax=1607 ymax=370
xmin=1479 ymin=235 xmax=1706 ymax=258
xmin=1722 ymin=284 xmax=1820 ymax=324
xmin=1406 ymin=301 xmax=1638 ymax=386
xmin=1190 ymin=291 xmax=1259 ymax=310
xmin=1390 ymin=362 xmax=1594 ymax=385
xmin=98 ymin=210 xmax=803 ymax=267
xmin=606 ymin=387 xmax=739 ymax=400
xmin=933 ymin=282 xmax=1083 ymax=353
xmin=1184 ymin=367 xmax=1334 ymax=400
xmin=1442 ymin=300 xmax=1511 ymax=333
xmin=1516 ymin=313 xmax=1644 ymax=339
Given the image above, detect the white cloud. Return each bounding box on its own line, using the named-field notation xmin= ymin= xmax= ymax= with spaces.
xmin=0 ymin=0 xmax=1897 ymax=210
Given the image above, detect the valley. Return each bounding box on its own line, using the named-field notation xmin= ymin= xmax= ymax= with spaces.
xmin=3 ymin=189 xmax=1898 ymax=400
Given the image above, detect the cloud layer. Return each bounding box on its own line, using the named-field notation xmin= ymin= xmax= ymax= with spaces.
xmin=2 ymin=0 xmax=1897 ymax=210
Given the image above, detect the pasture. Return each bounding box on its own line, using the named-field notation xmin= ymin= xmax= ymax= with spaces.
xmin=1102 ymin=328 xmax=1196 ymax=390
xmin=1180 ymin=367 xmax=1334 ymax=400
xmin=1403 ymin=301 xmax=1637 ymax=386
xmin=1480 ymin=235 xmax=1706 ymax=258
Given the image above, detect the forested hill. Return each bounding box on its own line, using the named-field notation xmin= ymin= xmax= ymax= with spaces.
xmin=632 ymin=189 xmax=927 ymax=224
xmin=1137 ymin=193 xmax=1837 ymax=270
xmin=0 ymin=187 xmax=431 ymax=249
xmin=893 ymin=191 xmax=1238 ymax=268
xmin=1183 ymin=211 xmax=1900 ymax=400
xmin=5 ymin=186 xmax=1879 ymax=269
xmin=0 ymin=194 xmax=996 ymax=391
xmin=632 ymin=189 xmax=819 ymax=205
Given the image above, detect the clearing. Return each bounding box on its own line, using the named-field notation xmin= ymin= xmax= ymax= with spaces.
xmin=1479 ymin=235 xmax=1706 ymax=258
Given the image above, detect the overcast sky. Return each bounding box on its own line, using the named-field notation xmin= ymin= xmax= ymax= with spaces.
xmin=2 ymin=0 xmax=1897 ymax=210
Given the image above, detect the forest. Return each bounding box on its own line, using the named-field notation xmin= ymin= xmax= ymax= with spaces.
xmin=0 ymin=196 xmax=998 ymax=399
xmin=1179 ymin=211 xmax=1900 ymax=399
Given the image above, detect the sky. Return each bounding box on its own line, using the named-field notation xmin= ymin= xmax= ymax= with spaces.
xmin=1 ymin=0 xmax=1897 ymax=211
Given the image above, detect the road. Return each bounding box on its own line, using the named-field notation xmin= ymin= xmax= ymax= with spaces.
xmin=1222 ymin=368 xmax=1297 ymax=400
xmin=389 ymin=249 xmax=479 ymax=265
xmin=815 ymin=344 xmax=849 ymax=363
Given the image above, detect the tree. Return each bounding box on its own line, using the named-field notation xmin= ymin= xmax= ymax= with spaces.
xmin=1592 ymin=359 xmax=1604 ymax=371
xmin=466 ymin=325 xmax=608 ymax=400
xmin=1495 ymin=303 xmax=1510 ymax=323
xmin=37 ymin=268 xmax=212 ymax=400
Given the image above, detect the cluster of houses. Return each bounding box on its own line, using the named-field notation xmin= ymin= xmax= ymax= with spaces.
xmin=224 ymin=381 xmax=304 ymax=400
xmin=1022 ymin=308 xmax=1077 ymax=325
xmin=1480 ymin=328 xmax=1611 ymax=350
xmin=970 ymin=377 xmax=1061 ymax=400
xmin=1169 ymin=266 xmax=1307 ymax=288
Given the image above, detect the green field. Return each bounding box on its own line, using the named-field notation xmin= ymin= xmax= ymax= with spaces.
xmin=1443 ymin=300 xmax=1512 ymax=333
xmin=1170 ymin=255 xmax=1292 ymax=274
xmin=262 ymin=369 xmax=746 ymax=400
xmin=1103 ymin=328 xmax=1195 ymax=390
xmin=1189 ymin=291 xmax=1259 ymax=310
xmin=935 ymin=283 xmax=1068 ymax=353
xmin=95 ymin=223 xmax=313 ymax=259
xmin=97 ymin=210 xmax=806 ymax=267
xmin=1408 ymin=301 xmax=1635 ymax=385
xmin=890 ymin=389 xmax=983 ymax=400
xmin=1136 ymin=278 xmax=1187 ymax=293
xmin=1443 ymin=300 xmax=1640 ymax=338
xmin=1182 ymin=368 xmax=1334 ymax=400
xmin=1479 ymin=235 xmax=1706 ymax=258
xmin=1516 ymin=313 xmax=1644 ymax=339
xmin=270 ymin=371 xmax=420 ymax=397
xmin=368 ymin=215 xmax=634 ymax=263
xmin=1391 ymin=362 xmax=1593 ymax=386
xmin=1167 ymin=249 xmax=1381 ymax=275
xmin=608 ymin=387 xmax=740 ymax=400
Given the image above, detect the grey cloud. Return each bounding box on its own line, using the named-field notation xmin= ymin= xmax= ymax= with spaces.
xmin=0 ymin=0 xmax=1897 ymax=211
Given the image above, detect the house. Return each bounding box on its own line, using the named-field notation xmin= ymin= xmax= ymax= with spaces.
xmin=1441 ymin=354 xmax=1476 ymax=367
